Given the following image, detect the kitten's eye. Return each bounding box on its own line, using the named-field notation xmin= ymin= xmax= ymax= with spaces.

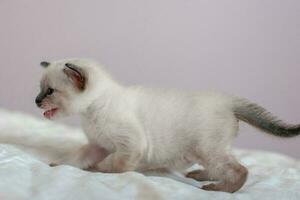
xmin=47 ymin=88 xmax=54 ymax=95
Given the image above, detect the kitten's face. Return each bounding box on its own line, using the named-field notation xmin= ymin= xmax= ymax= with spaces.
xmin=35 ymin=61 xmax=87 ymax=119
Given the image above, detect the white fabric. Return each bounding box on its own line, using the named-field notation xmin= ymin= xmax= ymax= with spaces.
xmin=0 ymin=109 xmax=299 ymax=200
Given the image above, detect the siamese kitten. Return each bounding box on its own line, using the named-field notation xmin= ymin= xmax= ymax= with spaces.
xmin=35 ymin=59 xmax=300 ymax=193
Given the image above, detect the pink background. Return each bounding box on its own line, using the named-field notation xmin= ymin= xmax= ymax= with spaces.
xmin=0 ymin=0 xmax=299 ymax=158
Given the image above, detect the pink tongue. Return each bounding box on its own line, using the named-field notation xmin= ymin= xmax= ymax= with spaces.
xmin=43 ymin=108 xmax=57 ymax=119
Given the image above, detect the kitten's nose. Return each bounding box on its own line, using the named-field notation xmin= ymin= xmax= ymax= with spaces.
xmin=35 ymin=98 xmax=42 ymax=107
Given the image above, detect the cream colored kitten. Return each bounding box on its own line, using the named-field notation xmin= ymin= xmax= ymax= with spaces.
xmin=36 ymin=59 xmax=300 ymax=193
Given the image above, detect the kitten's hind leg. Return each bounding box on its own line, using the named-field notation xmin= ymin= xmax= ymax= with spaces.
xmin=199 ymin=154 xmax=248 ymax=193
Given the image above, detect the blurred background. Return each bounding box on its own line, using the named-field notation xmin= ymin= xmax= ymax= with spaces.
xmin=0 ymin=0 xmax=299 ymax=158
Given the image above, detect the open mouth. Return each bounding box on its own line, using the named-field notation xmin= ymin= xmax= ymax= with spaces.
xmin=43 ymin=108 xmax=59 ymax=119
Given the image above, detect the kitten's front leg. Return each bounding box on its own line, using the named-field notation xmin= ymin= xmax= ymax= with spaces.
xmin=92 ymin=120 xmax=146 ymax=173
xmin=50 ymin=143 xmax=109 ymax=170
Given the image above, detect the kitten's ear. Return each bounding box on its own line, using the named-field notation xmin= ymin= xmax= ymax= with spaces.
xmin=63 ymin=63 xmax=86 ymax=91
xmin=40 ymin=61 xmax=50 ymax=68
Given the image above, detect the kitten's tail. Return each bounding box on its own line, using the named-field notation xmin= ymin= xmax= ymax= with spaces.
xmin=233 ymin=98 xmax=300 ymax=137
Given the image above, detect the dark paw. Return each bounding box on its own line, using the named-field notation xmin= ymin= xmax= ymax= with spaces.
xmin=201 ymin=183 xmax=218 ymax=191
xmin=83 ymin=166 xmax=99 ymax=172
xmin=49 ymin=163 xmax=58 ymax=167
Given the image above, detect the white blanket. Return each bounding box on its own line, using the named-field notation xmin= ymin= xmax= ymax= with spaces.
xmin=0 ymin=109 xmax=299 ymax=200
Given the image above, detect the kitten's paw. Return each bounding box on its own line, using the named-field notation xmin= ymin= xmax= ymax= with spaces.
xmin=83 ymin=165 xmax=100 ymax=172
xmin=49 ymin=158 xmax=67 ymax=167
xmin=49 ymin=163 xmax=59 ymax=167
xmin=201 ymin=183 xmax=219 ymax=191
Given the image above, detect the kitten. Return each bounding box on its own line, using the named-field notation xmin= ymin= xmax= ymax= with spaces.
xmin=36 ymin=58 xmax=300 ymax=193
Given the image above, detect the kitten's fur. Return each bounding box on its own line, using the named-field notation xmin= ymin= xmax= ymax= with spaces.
xmin=35 ymin=58 xmax=300 ymax=193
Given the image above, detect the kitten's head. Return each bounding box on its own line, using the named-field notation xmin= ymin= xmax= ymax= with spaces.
xmin=35 ymin=59 xmax=110 ymax=119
